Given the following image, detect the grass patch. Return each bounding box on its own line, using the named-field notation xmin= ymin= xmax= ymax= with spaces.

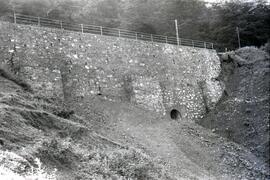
xmin=37 ymin=138 xmax=176 ymax=180
xmin=77 ymin=147 xmax=175 ymax=180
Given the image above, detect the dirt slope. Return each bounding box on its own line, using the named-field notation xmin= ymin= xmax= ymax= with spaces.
xmin=0 ymin=75 xmax=174 ymax=180
xmin=0 ymin=67 xmax=269 ymax=179
xmin=74 ymin=97 xmax=270 ymax=179
xmin=199 ymin=47 xmax=270 ymax=164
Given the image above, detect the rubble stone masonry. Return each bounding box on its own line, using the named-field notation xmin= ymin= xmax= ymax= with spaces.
xmin=0 ymin=21 xmax=223 ymax=121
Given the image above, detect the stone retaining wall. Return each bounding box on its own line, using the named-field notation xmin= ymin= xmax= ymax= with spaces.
xmin=0 ymin=21 xmax=223 ymax=120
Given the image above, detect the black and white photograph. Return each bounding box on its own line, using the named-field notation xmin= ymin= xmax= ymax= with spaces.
xmin=0 ymin=0 xmax=269 ymax=179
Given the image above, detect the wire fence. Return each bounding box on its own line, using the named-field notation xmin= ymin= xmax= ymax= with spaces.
xmin=8 ymin=13 xmax=214 ymax=49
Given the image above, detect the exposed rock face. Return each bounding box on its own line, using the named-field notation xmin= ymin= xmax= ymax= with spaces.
xmin=199 ymin=47 xmax=270 ymax=163
xmin=0 ymin=21 xmax=223 ymax=121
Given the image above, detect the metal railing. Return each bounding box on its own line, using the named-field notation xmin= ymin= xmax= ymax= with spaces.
xmin=10 ymin=13 xmax=214 ymax=49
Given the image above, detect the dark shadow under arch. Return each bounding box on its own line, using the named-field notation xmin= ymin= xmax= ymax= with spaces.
xmin=170 ymin=109 xmax=181 ymax=120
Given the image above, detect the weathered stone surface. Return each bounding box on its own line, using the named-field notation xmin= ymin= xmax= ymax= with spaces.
xmin=0 ymin=21 xmax=222 ymax=121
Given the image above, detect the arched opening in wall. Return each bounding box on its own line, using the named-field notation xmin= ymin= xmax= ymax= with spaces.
xmin=170 ymin=109 xmax=181 ymax=120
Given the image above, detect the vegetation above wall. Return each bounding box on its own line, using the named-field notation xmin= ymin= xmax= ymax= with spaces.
xmin=0 ymin=0 xmax=269 ymax=50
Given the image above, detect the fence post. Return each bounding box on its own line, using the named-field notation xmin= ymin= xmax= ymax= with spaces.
xmin=204 ymin=42 xmax=206 ymax=48
xmin=14 ymin=13 xmax=16 ymax=24
xmin=135 ymin=32 xmax=138 ymax=40
xmin=118 ymin=29 xmax=121 ymax=37
xmin=37 ymin=17 xmax=40 ymax=26
xmin=81 ymin=24 xmax=84 ymax=34
xmin=211 ymin=43 xmax=214 ymax=49
xmin=151 ymin=34 xmax=153 ymax=42
xmin=179 ymin=38 xmax=181 ymax=45
xmin=60 ymin=21 xmax=63 ymax=30
xmin=100 ymin=26 xmax=103 ymax=35
xmin=165 ymin=36 xmax=168 ymax=44
xmin=192 ymin=40 xmax=194 ymax=47
xmin=175 ymin=19 xmax=180 ymax=46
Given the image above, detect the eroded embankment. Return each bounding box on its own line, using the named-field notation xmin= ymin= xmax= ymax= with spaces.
xmin=199 ymin=47 xmax=270 ymax=164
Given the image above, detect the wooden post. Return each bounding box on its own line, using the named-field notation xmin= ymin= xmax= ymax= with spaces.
xmin=118 ymin=29 xmax=121 ymax=37
xmin=211 ymin=43 xmax=214 ymax=49
xmin=236 ymin=27 xmax=241 ymax=48
xmin=100 ymin=26 xmax=103 ymax=35
xmin=60 ymin=21 xmax=63 ymax=30
xmin=204 ymin=42 xmax=207 ymax=48
xmin=151 ymin=34 xmax=153 ymax=42
xmin=165 ymin=36 xmax=168 ymax=44
xmin=81 ymin=24 xmax=84 ymax=34
xmin=14 ymin=13 xmax=16 ymax=24
xmin=175 ymin=19 xmax=180 ymax=46
xmin=135 ymin=32 xmax=138 ymax=40
xmin=192 ymin=40 xmax=194 ymax=47
xmin=38 ymin=17 xmax=40 ymax=26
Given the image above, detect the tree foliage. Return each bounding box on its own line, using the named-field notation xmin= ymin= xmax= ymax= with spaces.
xmin=209 ymin=1 xmax=270 ymax=50
xmin=0 ymin=0 xmax=269 ymax=50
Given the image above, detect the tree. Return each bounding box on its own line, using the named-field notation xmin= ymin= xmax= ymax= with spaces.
xmin=1 ymin=0 xmax=269 ymax=50
xmin=0 ymin=0 xmax=12 ymax=17
xmin=210 ymin=1 xmax=270 ymax=50
xmin=20 ymin=1 xmax=49 ymax=17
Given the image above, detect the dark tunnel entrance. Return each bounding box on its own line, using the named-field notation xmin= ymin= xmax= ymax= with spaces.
xmin=170 ymin=109 xmax=181 ymax=120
